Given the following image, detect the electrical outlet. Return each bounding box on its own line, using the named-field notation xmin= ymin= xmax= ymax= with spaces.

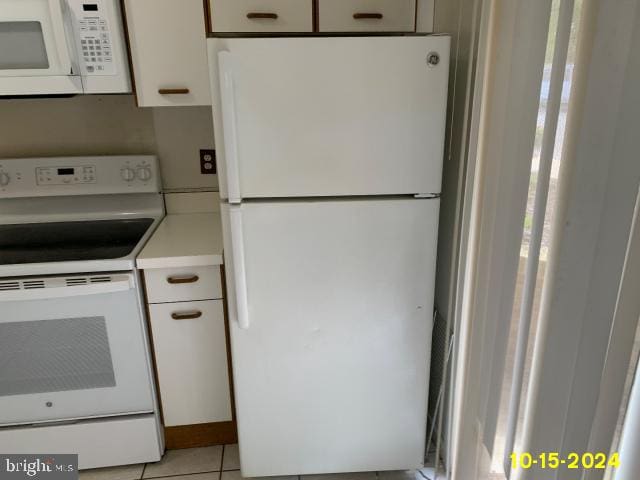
xmin=200 ymin=149 xmax=216 ymax=175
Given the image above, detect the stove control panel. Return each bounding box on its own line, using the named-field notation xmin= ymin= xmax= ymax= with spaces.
xmin=0 ymin=155 xmax=160 ymax=199
xmin=37 ymin=166 xmax=97 ymax=185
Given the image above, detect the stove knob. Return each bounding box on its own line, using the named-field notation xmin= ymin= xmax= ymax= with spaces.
xmin=0 ymin=172 xmax=10 ymax=187
xmin=136 ymin=166 xmax=152 ymax=182
xmin=121 ymin=167 xmax=136 ymax=182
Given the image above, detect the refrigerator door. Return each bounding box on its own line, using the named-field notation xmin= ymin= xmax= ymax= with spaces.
xmin=209 ymin=36 xmax=450 ymax=201
xmin=221 ymin=198 xmax=439 ymax=476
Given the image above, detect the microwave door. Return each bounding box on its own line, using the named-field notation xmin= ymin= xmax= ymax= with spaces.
xmin=0 ymin=0 xmax=81 ymax=94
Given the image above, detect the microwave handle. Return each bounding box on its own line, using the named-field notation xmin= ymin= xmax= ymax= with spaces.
xmin=0 ymin=278 xmax=133 ymax=303
xmin=50 ymin=0 xmax=75 ymax=75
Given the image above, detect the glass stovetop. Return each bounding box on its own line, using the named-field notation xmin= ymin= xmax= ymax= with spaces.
xmin=0 ymin=218 xmax=154 ymax=265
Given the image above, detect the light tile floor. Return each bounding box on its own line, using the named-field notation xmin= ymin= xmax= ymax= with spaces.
xmin=79 ymin=446 xmax=439 ymax=480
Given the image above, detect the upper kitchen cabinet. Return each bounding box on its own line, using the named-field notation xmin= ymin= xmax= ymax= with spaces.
xmin=209 ymin=0 xmax=313 ymax=33
xmin=124 ymin=0 xmax=211 ymax=107
xmin=318 ymin=0 xmax=416 ymax=32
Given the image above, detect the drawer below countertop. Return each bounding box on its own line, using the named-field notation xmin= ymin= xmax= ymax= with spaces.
xmin=144 ymin=265 xmax=222 ymax=303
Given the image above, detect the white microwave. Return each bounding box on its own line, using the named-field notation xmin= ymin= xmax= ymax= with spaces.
xmin=0 ymin=0 xmax=131 ymax=96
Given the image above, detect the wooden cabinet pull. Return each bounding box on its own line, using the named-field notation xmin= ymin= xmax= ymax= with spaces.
xmin=167 ymin=275 xmax=199 ymax=284
xmin=171 ymin=310 xmax=203 ymax=320
xmin=158 ymin=88 xmax=190 ymax=95
xmin=353 ymin=12 xmax=384 ymax=20
xmin=246 ymin=12 xmax=278 ymax=20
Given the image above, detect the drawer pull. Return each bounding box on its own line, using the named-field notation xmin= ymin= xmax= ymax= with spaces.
xmin=167 ymin=275 xmax=200 ymax=284
xmin=353 ymin=12 xmax=384 ymax=20
xmin=171 ymin=310 xmax=203 ymax=320
xmin=158 ymin=88 xmax=190 ymax=95
xmin=246 ymin=12 xmax=278 ymax=20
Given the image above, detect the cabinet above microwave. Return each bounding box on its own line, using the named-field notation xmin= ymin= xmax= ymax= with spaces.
xmin=0 ymin=0 xmax=131 ymax=96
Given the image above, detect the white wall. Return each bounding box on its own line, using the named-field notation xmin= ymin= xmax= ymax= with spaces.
xmin=433 ymin=0 xmax=474 ymax=325
xmin=0 ymin=95 xmax=155 ymax=157
xmin=430 ymin=0 xmax=484 ymax=466
xmin=152 ymin=106 xmax=217 ymax=191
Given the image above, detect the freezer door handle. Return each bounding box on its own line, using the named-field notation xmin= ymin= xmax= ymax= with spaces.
xmin=230 ymin=206 xmax=250 ymax=329
xmin=218 ymin=51 xmax=242 ymax=204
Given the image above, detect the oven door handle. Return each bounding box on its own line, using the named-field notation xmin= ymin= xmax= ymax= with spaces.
xmin=0 ymin=278 xmax=133 ymax=302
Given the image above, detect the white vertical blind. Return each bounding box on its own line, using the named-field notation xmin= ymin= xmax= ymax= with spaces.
xmin=503 ymin=0 xmax=576 ymax=475
xmin=450 ymin=0 xmax=553 ymax=478
xmin=517 ymin=0 xmax=640 ymax=478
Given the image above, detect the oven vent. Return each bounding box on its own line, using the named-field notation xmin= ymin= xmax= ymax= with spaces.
xmin=65 ymin=276 xmax=113 ymax=286
xmin=0 ymin=276 xmax=122 ymax=294
xmin=22 ymin=280 xmax=45 ymax=289
xmin=0 ymin=280 xmax=45 ymax=291
xmin=90 ymin=276 xmax=112 ymax=283
xmin=0 ymin=281 xmax=20 ymax=291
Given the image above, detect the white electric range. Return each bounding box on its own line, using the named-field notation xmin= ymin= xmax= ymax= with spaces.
xmin=0 ymin=156 xmax=164 ymax=469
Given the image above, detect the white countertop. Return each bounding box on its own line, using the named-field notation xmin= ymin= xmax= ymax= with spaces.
xmin=136 ymin=213 xmax=224 ymax=269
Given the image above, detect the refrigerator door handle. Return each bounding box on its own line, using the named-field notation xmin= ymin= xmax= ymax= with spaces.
xmin=218 ymin=51 xmax=242 ymax=204
xmin=229 ymin=206 xmax=250 ymax=329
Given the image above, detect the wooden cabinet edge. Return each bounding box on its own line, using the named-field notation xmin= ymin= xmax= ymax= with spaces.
xmin=165 ymin=421 xmax=237 ymax=449
xmin=203 ymin=0 xmax=212 ymax=33
xmin=119 ymin=0 xmax=140 ymax=105
xmin=312 ymin=0 xmax=319 ymax=32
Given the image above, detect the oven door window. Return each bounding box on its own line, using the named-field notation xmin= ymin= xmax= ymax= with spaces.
xmin=0 ymin=274 xmax=154 ymax=427
xmin=0 ymin=22 xmax=49 ymax=70
xmin=0 ymin=316 xmax=116 ymax=396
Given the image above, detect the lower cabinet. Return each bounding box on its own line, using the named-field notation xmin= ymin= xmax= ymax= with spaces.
xmin=149 ymin=300 xmax=232 ymax=427
xmin=142 ymin=264 xmax=235 ymax=447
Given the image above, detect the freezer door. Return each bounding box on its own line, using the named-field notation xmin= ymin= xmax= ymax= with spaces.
xmin=221 ymin=198 xmax=439 ymax=476
xmin=210 ymin=36 xmax=450 ymax=201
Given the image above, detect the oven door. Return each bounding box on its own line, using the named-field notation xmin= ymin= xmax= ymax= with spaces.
xmin=0 ymin=0 xmax=82 ymax=94
xmin=0 ymin=273 xmax=154 ymax=426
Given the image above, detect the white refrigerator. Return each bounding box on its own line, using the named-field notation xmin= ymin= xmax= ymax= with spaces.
xmin=208 ymin=36 xmax=450 ymax=477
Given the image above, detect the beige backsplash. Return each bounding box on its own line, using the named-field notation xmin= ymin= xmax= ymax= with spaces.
xmin=0 ymin=94 xmax=218 ymax=192
xmin=152 ymin=105 xmax=217 ymax=191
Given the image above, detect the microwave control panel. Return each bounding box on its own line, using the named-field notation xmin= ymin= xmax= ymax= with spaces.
xmin=68 ymin=0 xmax=116 ymax=76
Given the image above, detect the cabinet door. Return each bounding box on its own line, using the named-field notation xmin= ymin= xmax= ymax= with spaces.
xmin=210 ymin=0 xmax=313 ymax=33
xmin=149 ymin=300 xmax=232 ymax=426
xmin=318 ymin=0 xmax=416 ymax=32
xmin=124 ymin=0 xmax=211 ymax=106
